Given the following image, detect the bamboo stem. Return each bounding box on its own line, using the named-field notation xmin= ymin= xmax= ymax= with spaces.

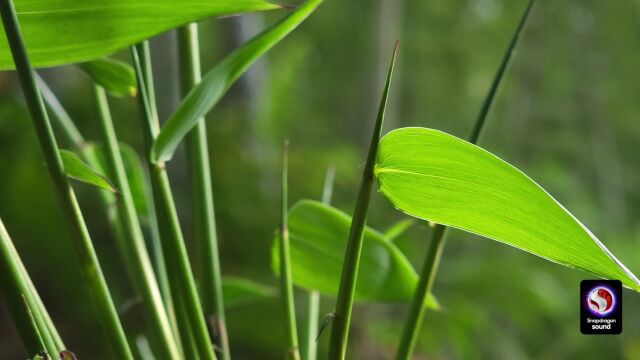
xmin=131 ymin=43 xmax=217 ymax=360
xmin=395 ymin=2 xmax=535 ymax=359
xmin=328 ymin=43 xmax=398 ymax=360
xmin=0 ymin=1 xmax=133 ymax=358
xmin=177 ymin=23 xmax=230 ymax=360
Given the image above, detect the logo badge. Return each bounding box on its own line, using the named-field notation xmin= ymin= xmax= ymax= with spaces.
xmin=580 ymin=280 xmax=622 ymax=334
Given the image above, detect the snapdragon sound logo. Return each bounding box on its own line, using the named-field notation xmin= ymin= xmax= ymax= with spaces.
xmin=580 ymin=280 xmax=622 ymax=334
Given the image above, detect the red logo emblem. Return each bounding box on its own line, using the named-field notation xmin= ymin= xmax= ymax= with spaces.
xmin=588 ymin=286 xmax=615 ymax=315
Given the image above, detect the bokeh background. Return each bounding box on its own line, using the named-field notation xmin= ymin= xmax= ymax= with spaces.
xmin=1 ymin=0 xmax=640 ymax=358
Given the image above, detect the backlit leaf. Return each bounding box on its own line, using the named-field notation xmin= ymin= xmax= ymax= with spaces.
xmin=78 ymin=59 xmax=136 ymax=97
xmin=375 ymin=127 xmax=640 ymax=291
xmin=60 ymin=149 xmax=117 ymax=193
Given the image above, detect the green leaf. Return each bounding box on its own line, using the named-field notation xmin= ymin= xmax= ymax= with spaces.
xmin=151 ymin=0 xmax=322 ymax=162
xmin=117 ymin=144 xmax=149 ymax=219
xmin=222 ymin=277 xmax=276 ymax=309
xmin=375 ymin=127 xmax=640 ymax=291
xmin=272 ymin=200 xmax=439 ymax=308
xmin=0 ymin=0 xmax=281 ymax=69
xmin=78 ymin=59 xmax=137 ymax=97
xmin=383 ymin=219 xmax=414 ymax=242
xmin=60 ymin=149 xmax=117 ymax=193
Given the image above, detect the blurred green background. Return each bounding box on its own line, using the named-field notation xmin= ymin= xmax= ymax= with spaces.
xmin=1 ymin=0 xmax=640 ymax=358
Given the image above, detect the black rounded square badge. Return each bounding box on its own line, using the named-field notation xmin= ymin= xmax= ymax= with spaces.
xmin=580 ymin=280 xmax=622 ymax=335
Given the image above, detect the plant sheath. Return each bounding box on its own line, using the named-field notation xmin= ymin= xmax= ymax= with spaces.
xmin=395 ymin=1 xmax=535 ymax=359
xmin=177 ymin=23 xmax=230 ymax=360
xmin=0 ymin=1 xmax=133 ymax=358
xmin=131 ymin=42 xmax=217 ymax=360
xmin=328 ymin=43 xmax=398 ymax=360
xmin=280 ymin=141 xmax=301 ymax=360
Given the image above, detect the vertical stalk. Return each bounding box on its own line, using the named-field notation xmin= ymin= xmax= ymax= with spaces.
xmin=93 ymin=85 xmax=181 ymax=360
xmin=177 ymin=23 xmax=230 ymax=360
xmin=301 ymin=166 xmax=335 ymax=360
xmin=0 ymin=1 xmax=134 ymax=358
xmin=395 ymin=2 xmax=535 ymax=359
xmin=280 ymin=141 xmax=300 ymax=360
xmin=0 ymin=218 xmax=57 ymax=357
xmin=328 ymin=43 xmax=398 ymax=360
xmin=131 ymin=43 xmax=217 ymax=360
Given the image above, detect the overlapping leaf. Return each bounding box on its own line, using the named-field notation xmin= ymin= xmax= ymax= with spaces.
xmin=0 ymin=0 xmax=281 ymax=69
xmin=60 ymin=149 xmax=117 ymax=193
xmin=272 ymin=200 xmax=439 ymax=308
xmin=375 ymin=127 xmax=640 ymax=291
xmin=79 ymin=59 xmax=136 ymax=97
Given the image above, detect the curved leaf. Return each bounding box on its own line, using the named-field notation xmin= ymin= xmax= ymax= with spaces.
xmin=0 ymin=0 xmax=281 ymax=69
xmin=152 ymin=0 xmax=322 ymax=162
xmin=272 ymin=200 xmax=439 ymax=308
xmin=222 ymin=277 xmax=276 ymax=309
xmin=79 ymin=59 xmax=136 ymax=97
xmin=383 ymin=219 xmax=414 ymax=242
xmin=375 ymin=127 xmax=640 ymax=291
xmin=60 ymin=149 xmax=117 ymax=193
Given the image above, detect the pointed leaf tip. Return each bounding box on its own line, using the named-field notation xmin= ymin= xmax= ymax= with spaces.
xmin=60 ymin=150 xmax=118 ymax=193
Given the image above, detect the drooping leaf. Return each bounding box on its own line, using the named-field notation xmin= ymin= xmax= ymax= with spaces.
xmin=383 ymin=219 xmax=414 ymax=242
xmin=60 ymin=149 xmax=117 ymax=193
xmin=0 ymin=0 xmax=281 ymax=69
xmin=78 ymin=59 xmax=136 ymax=97
xmin=375 ymin=127 xmax=640 ymax=291
xmin=222 ymin=277 xmax=276 ymax=309
xmin=151 ymin=0 xmax=322 ymax=162
xmin=272 ymin=200 xmax=439 ymax=308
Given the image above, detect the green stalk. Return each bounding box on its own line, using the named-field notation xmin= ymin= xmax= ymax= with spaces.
xmin=177 ymin=23 xmax=230 ymax=360
xmin=302 ymin=166 xmax=335 ymax=360
xmin=0 ymin=1 xmax=134 ymax=358
xmin=279 ymin=141 xmax=300 ymax=360
xmin=93 ymin=85 xmax=181 ymax=360
xmin=0 ymin=218 xmax=57 ymax=357
xmin=328 ymin=43 xmax=398 ymax=360
xmin=131 ymin=43 xmax=217 ymax=360
xmin=395 ymin=2 xmax=535 ymax=359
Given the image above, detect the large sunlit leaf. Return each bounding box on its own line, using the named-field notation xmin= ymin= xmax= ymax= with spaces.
xmin=78 ymin=59 xmax=137 ymax=97
xmin=60 ymin=149 xmax=117 ymax=193
xmin=222 ymin=277 xmax=276 ymax=309
xmin=375 ymin=127 xmax=640 ymax=291
xmin=0 ymin=0 xmax=281 ymax=69
xmin=151 ymin=0 xmax=322 ymax=162
xmin=272 ymin=200 xmax=439 ymax=308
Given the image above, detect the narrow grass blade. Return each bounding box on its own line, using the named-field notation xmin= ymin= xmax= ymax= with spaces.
xmin=222 ymin=277 xmax=277 ymax=309
xmin=272 ymin=200 xmax=439 ymax=307
xmin=152 ymin=0 xmax=323 ymax=162
xmin=177 ymin=22 xmax=230 ymax=360
xmin=0 ymin=2 xmax=134 ymax=357
xmin=375 ymin=128 xmax=640 ymax=290
xmin=328 ymin=42 xmax=398 ymax=360
xmin=60 ymin=149 xmax=118 ymax=193
xmin=278 ymin=141 xmax=300 ymax=360
xmin=0 ymin=0 xmax=282 ymax=69
xmin=79 ymin=59 xmax=137 ymax=97
xmin=382 ymin=219 xmax=414 ymax=242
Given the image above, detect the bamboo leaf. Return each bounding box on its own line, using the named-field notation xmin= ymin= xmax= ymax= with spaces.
xmin=0 ymin=0 xmax=281 ymax=69
xmin=375 ymin=127 xmax=640 ymax=291
xmin=60 ymin=149 xmax=117 ymax=193
xmin=272 ymin=200 xmax=439 ymax=308
xmin=222 ymin=277 xmax=276 ymax=309
xmin=79 ymin=59 xmax=136 ymax=97
xmin=151 ymin=0 xmax=322 ymax=162
xmin=383 ymin=219 xmax=414 ymax=242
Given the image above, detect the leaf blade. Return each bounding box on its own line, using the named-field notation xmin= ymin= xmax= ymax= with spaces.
xmin=60 ymin=149 xmax=117 ymax=193
xmin=222 ymin=277 xmax=276 ymax=309
xmin=151 ymin=0 xmax=322 ymax=162
xmin=375 ymin=127 xmax=640 ymax=291
xmin=272 ymin=200 xmax=439 ymax=308
xmin=79 ymin=59 xmax=137 ymax=97
xmin=0 ymin=0 xmax=281 ymax=69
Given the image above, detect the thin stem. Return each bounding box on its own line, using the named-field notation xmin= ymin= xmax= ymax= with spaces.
xmin=0 ymin=1 xmax=133 ymax=358
xmin=280 ymin=141 xmax=300 ymax=360
xmin=328 ymin=43 xmax=398 ymax=360
xmin=302 ymin=166 xmax=335 ymax=360
xmin=395 ymin=225 xmax=447 ymax=360
xmin=94 ymin=85 xmax=181 ymax=360
xmin=0 ymin=219 xmax=57 ymax=356
xmin=395 ymin=2 xmax=535 ymax=359
xmin=177 ymin=23 xmax=230 ymax=360
xmin=131 ymin=43 xmax=217 ymax=360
